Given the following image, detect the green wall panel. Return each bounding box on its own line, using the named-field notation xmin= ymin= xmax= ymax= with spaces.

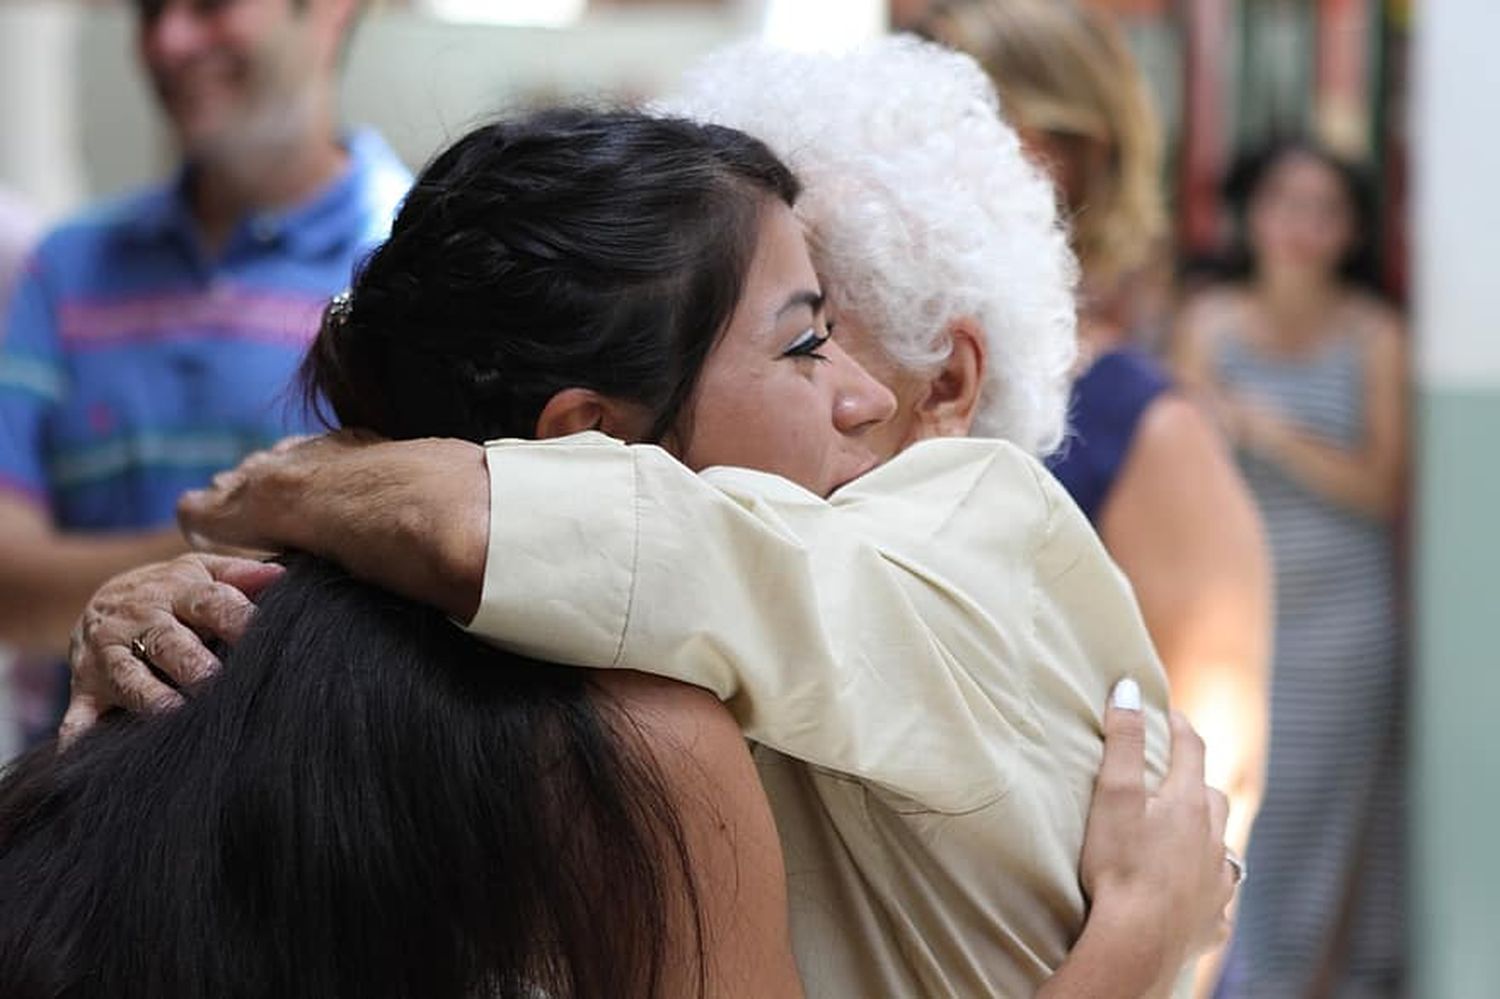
xmin=1414 ymin=388 xmax=1500 ymax=998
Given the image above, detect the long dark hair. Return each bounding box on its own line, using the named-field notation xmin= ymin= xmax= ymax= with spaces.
xmin=1220 ymin=137 xmax=1381 ymax=291
xmin=304 ymin=106 xmax=800 ymax=444
xmin=1 ymin=108 xmax=802 ymax=997
xmin=0 ymin=557 xmax=698 ymax=998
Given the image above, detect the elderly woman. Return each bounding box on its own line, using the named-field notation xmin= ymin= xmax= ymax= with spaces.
xmin=62 ymin=46 xmax=1236 ymax=998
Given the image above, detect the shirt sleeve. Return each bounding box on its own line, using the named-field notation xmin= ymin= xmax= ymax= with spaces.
xmin=468 ymin=432 xmax=1048 ymax=813
xmin=0 ymin=252 xmax=64 ymax=507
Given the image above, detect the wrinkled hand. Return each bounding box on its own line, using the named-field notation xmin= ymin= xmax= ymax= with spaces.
xmin=61 ymin=554 xmax=284 ymax=747
xmin=181 ymin=430 xmax=490 ymax=622
xmin=178 ymin=431 xmax=376 ymax=553
xmin=1080 ymin=690 xmax=1236 ymax=992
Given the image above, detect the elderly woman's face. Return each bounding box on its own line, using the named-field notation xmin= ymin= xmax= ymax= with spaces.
xmin=675 ymin=201 xmax=899 ymax=497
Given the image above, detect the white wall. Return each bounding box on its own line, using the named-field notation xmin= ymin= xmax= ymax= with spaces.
xmin=1413 ymin=2 xmax=1500 ymax=996
xmin=0 ymin=4 xmax=93 ymax=218
xmin=1415 ymin=0 xmax=1500 ymax=388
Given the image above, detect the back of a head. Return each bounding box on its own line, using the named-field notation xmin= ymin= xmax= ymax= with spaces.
xmin=918 ymin=0 xmax=1165 ymax=282
xmin=0 ymin=557 xmax=692 ymax=998
xmin=669 ymin=37 xmax=1077 ymax=455
xmin=304 ymin=107 xmax=799 ymax=445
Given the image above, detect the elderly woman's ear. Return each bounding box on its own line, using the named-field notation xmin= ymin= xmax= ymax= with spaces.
xmin=914 ymin=319 xmax=988 ymax=439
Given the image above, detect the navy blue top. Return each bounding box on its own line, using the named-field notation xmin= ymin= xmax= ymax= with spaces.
xmin=1044 ymin=347 xmax=1173 ymax=523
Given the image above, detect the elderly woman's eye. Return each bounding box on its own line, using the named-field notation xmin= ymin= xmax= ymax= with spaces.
xmin=782 ymin=327 xmax=832 ymax=361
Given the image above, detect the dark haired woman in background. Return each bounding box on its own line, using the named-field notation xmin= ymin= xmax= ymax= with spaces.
xmin=1175 ymin=140 xmax=1407 ymax=997
xmin=7 ymin=106 xmax=1229 ymax=997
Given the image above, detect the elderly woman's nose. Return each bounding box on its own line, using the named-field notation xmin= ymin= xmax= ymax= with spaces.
xmin=831 ymin=342 xmax=897 ymax=431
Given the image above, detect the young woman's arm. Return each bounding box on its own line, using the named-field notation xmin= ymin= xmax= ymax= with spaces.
xmin=1040 ymin=699 xmax=1236 ymax=999
xmin=1174 ymin=294 xmax=1408 ymax=523
xmin=1231 ymin=312 xmax=1408 ymax=521
xmin=601 ymin=671 xmax=804 ymax=998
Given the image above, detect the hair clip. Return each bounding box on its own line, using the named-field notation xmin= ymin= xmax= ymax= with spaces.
xmin=327 ymin=290 xmax=354 ymax=328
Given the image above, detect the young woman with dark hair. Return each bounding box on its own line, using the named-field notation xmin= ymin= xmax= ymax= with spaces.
xmin=1174 ymin=139 xmax=1407 ymax=997
xmin=308 ymin=108 xmax=804 ymax=451
xmin=1217 ymin=138 xmax=1383 ymax=291
xmin=38 ymin=106 xmax=1237 ymax=996
xmin=0 ymin=107 xmax=814 ymax=999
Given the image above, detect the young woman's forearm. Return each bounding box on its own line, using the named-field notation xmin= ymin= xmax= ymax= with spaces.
xmin=1249 ymin=426 xmax=1400 ymax=520
xmin=1038 ymin=894 xmax=1179 ymax=999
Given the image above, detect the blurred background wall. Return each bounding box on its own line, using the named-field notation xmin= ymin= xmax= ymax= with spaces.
xmin=1412 ymin=0 xmax=1500 ymax=994
xmin=0 ymin=0 xmax=1416 ymax=302
xmin=0 ymin=1 xmax=750 ymax=213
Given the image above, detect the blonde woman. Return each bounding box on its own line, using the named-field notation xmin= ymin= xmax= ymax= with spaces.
xmin=911 ymin=0 xmax=1270 ymax=854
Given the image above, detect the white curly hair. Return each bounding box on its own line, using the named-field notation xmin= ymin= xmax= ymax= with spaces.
xmin=664 ymin=35 xmax=1078 ymax=456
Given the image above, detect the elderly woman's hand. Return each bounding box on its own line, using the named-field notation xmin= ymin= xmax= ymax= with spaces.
xmin=60 ymin=554 xmax=284 ymax=746
xmin=179 ymin=432 xmax=490 ymax=622
xmin=176 ymin=432 xmax=359 ymax=553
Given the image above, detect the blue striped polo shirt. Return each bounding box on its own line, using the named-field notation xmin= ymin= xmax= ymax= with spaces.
xmin=0 ymin=128 xmax=411 ymax=531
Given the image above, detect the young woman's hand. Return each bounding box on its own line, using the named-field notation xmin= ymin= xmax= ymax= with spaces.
xmin=1040 ymin=681 xmax=1238 ymax=998
xmin=60 ymin=554 xmax=282 ymax=745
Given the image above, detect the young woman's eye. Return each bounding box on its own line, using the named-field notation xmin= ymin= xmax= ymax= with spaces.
xmin=782 ymin=326 xmax=832 ymax=361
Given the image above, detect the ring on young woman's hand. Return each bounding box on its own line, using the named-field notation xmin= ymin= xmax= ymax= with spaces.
xmin=1224 ymin=848 xmax=1247 ymax=886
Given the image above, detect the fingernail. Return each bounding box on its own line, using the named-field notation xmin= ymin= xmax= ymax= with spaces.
xmin=1111 ymin=678 xmax=1142 ymax=712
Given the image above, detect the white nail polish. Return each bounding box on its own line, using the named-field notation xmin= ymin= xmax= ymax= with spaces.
xmin=1110 ymin=678 xmax=1141 ymax=712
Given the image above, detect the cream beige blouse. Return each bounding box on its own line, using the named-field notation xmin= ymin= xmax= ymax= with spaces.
xmin=468 ymin=432 xmax=1177 ymax=997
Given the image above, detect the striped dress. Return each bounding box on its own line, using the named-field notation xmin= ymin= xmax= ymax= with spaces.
xmin=1215 ymin=328 xmax=1405 ymax=998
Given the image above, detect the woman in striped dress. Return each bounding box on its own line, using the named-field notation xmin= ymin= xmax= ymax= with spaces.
xmin=1175 ymin=140 xmax=1407 ymax=998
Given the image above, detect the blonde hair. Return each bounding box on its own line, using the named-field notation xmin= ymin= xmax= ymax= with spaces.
xmin=918 ymin=0 xmax=1165 ymax=281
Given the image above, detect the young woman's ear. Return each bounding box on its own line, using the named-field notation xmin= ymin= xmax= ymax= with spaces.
xmin=535 ymin=389 xmax=654 ymax=441
xmin=915 ymin=319 xmax=987 ymax=437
